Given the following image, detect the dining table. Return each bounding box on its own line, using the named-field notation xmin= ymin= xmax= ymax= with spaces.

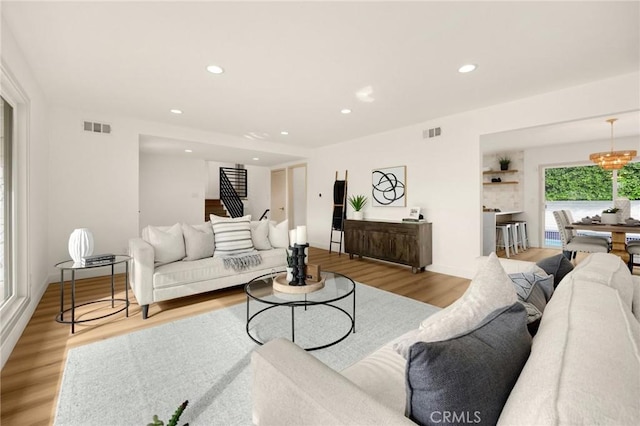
xmin=565 ymin=222 xmax=640 ymax=263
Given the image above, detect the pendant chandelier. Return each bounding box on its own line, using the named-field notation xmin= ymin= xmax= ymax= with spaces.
xmin=589 ymin=118 xmax=636 ymax=170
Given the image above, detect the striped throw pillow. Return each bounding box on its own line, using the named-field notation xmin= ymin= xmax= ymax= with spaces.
xmin=211 ymin=215 xmax=254 ymax=257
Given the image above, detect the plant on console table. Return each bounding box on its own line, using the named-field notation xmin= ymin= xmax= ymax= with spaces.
xmin=348 ymin=194 xmax=368 ymax=220
xmin=601 ymin=207 xmax=620 ymax=225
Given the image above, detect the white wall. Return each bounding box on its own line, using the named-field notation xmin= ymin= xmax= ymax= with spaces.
xmin=0 ymin=21 xmax=50 ymax=368
xmin=245 ymin=164 xmax=271 ymax=220
xmin=306 ymin=72 xmax=640 ymax=278
xmin=48 ymin=106 xmax=140 ymax=277
xmin=139 ymin=153 xmax=206 ymax=229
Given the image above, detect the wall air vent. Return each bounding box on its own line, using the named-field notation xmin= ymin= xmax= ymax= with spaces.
xmin=83 ymin=121 xmax=111 ymax=134
xmin=423 ymin=127 xmax=442 ymax=139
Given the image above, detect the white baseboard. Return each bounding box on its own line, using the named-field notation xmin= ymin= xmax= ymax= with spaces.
xmin=0 ymin=275 xmax=49 ymax=369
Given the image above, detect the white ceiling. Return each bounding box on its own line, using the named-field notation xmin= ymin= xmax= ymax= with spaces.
xmin=3 ymin=1 xmax=639 ymax=162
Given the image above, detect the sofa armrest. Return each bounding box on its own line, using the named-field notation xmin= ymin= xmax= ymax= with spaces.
xmin=251 ymin=338 xmax=414 ymax=426
xmin=128 ymin=237 xmax=155 ymax=307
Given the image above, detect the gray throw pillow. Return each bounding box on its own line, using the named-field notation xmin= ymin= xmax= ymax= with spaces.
xmin=405 ymin=303 xmax=531 ymax=426
xmin=536 ymin=254 xmax=574 ymax=287
xmin=508 ymin=272 xmax=554 ymax=324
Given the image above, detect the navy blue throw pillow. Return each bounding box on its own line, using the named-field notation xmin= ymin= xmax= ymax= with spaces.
xmin=405 ymin=303 xmax=531 ymax=426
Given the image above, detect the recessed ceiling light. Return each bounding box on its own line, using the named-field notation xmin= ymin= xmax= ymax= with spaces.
xmin=341 ymin=108 xmax=352 ymax=114
xmin=458 ymin=64 xmax=477 ymax=73
xmin=184 ymin=149 xmax=193 ymax=153
xmin=280 ymin=131 xmax=289 ymax=135
xmin=170 ymin=109 xmax=183 ymax=114
xmin=206 ymin=64 xmax=225 ymax=74
xmin=252 ymin=157 xmax=260 ymax=161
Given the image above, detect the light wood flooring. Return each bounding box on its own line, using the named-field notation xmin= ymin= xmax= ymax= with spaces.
xmin=0 ymin=246 xmax=579 ymax=425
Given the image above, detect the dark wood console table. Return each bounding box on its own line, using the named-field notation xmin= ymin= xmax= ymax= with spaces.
xmin=344 ymin=219 xmax=432 ymax=273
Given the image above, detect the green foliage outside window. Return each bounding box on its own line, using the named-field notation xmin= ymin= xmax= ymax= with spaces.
xmin=545 ymin=162 xmax=640 ymax=201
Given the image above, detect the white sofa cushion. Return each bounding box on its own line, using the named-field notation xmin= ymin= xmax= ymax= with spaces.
xmin=211 ymin=215 xmax=254 ymax=257
xmin=268 ymin=219 xmax=289 ymax=248
xmin=182 ymin=222 xmax=214 ymax=261
xmin=251 ymin=220 xmax=273 ymax=250
xmin=394 ymin=253 xmax=516 ymax=358
xmin=153 ymin=247 xmax=287 ymax=289
xmin=341 ymin=331 xmax=413 ymax=413
xmin=144 ymin=223 xmax=185 ymax=265
xmin=498 ymin=272 xmax=640 ymax=424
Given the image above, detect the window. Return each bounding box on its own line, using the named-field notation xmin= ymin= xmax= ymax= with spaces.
xmin=0 ymin=96 xmax=13 ymax=307
xmin=1 ymin=66 xmax=30 ymax=355
xmin=543 ymin=163 xmax=640 ymax=247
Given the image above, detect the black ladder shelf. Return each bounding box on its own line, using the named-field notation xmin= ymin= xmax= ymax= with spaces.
xmin=329 ymin=170 xmax=348 ymax=255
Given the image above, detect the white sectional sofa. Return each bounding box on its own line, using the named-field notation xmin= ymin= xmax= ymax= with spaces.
xmin=252 ymin=253 xmax=640 ymax=425
xmin=129 ymin=217 xmax=289 ymax=319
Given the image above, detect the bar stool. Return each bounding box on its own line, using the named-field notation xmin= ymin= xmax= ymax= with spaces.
xmin=496 ymin=224 xmax=516 ymax=258
xmin=507 ymin=220 xmax=528 ymax=251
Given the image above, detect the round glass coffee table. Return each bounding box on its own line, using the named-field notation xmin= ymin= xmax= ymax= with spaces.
xmin=245 ymin=270 xmax=356 ymax=351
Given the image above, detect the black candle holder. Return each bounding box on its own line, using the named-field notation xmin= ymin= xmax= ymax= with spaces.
xmin=289 ymin=243 xmax=308 ymax=286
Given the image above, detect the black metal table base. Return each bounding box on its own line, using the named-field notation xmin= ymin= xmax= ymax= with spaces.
xmin=56 ymin=299 xmax=130 ymax=324
xmin=246 ymin=295 xmax=356 ymax=352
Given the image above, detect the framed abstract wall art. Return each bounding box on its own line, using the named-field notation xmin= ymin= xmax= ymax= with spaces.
xmin=372 ymin=166 xmax=406 ymax=207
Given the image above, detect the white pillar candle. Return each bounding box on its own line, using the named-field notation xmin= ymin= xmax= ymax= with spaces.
xmin=289 ymin=229 xmax=297 ymax=247
xmin=296 ymin=225 xmax=307 ymax=245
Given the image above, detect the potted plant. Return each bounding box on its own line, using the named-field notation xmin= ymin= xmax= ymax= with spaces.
xmin=601 ymin=207 xmax=620 ymax=225
xmin=498 ymin=155 xmax=511 ymax=171
xmin=348 ymin=194 xmax=368 ymax=220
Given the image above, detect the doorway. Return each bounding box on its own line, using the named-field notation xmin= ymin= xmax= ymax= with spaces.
xmin=270 ymin=169 xmax=286 ymax=222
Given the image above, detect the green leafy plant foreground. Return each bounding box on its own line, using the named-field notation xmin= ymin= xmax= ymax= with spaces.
xmin=148 ymin=400 xmax=189 ymax=426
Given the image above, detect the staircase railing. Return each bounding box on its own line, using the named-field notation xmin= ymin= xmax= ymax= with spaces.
xmin=220 ymin=167 xmax=246 ymax=218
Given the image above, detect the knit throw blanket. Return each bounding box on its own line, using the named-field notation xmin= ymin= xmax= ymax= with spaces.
xmin=222 ymin=251 xmax=263 ymax=272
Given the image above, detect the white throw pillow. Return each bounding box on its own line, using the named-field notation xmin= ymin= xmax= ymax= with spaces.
xmin=145 ymin=223 xmax=186 ymax=265
xmin=211 ymin=215 xmax=254 ymax=257
xmin=394 ymin=252 xmax=516 ymax=358
xmin=182 ymin=222 xmax=214 ymax=261
xmin=268 ymin=219 xmax=289 ymax=248
xmin=251 ymin=220 xmax=272 ymax=250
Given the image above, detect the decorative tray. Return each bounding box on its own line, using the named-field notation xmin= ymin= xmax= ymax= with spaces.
xmin=272 ymin=273 xmax=325 ymax=294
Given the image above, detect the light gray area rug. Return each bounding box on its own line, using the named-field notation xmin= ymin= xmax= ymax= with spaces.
xmin=55 ymin=282 xmax=439 ymax=425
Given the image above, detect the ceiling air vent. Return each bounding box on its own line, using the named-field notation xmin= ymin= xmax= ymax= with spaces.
xmin=83 ymin=121 xmax=111 ymax=134
xmin=423 ymin=127 xmax=442 ymax=139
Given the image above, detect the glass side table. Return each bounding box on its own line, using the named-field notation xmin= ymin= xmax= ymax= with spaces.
xmin=54 ymin=255 xmax=130 ymax=333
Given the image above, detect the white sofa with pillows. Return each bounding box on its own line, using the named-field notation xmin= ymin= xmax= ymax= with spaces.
xmin=128 ymin=215 xmax=289 ymax=319
xmin=251 ymin=252 xmax=640 ymax=425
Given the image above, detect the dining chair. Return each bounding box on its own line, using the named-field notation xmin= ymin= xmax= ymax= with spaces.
xmin=562 ymin=210 xmax=611 ymax=246
xmin=626 ymin=240 xmax=640 ymax=271
xmin=553 ymin=211 xmax=609 ymax=261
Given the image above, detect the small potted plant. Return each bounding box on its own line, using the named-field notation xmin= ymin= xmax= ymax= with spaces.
xmin=498 ymin=155 xmax=511 ymax=171
xmin=348 ymin=194 xmax=368 ymax=220
xmin=601 ymin=207 xmax=620 ymax=225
